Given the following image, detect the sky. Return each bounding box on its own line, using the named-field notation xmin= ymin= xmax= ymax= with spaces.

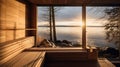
xmin=37 ymin=7 xmax=110 ymax=26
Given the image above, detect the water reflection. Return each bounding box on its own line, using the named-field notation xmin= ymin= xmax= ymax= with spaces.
xmin=38 ymin=26 xmax=115 ymax=48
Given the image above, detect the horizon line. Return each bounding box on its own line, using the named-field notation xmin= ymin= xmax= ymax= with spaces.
xmin=38 ymin=25 xmax=105 ymax=27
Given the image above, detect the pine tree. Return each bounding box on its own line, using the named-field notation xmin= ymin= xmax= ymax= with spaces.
xmin=104 ymin=7 xmax=120 ymax=59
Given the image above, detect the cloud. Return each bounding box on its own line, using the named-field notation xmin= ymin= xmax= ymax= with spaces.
xmin=55 ymin=7 xmax=82 ymax=21
xmin=37 ymin=7 xmax=82 ymax=22
xmin=37 ymin=6 xmax=111 ymax=26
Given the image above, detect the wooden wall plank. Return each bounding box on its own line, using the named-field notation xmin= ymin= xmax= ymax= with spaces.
xmin=0 ymin=0 xmax=26 ymax=43
xmin=29 ymin=0 xmax=120 ymax=6
xmin=0 ymin=31 xmax=6 ymax=43
xmin=6 ymin=30 xmax=15 ymax=41
xmin=15 ymin=30 xmax=25 ymax=39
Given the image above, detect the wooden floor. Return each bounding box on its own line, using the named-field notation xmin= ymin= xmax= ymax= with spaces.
xmin=44 ymin=58 xmax=115 ymax=67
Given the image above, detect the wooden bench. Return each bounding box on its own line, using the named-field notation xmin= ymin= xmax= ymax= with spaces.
xmin=0 ymin=37 xmax=45 ymax=67
xmin=1 ymin=51 xmax=45 ymax=67
xmin=98 ymin=58 xmax=115 ymax=67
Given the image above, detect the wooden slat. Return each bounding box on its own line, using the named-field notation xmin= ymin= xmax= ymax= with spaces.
xmin=15 ymin=30 xmax=25 ymax=39
xmin=0 ymin=0 xmax=26 ymax=43
xmin=3 ymin=52 xmax=29 ymax=66
xmin=25 ymin=47 xmax=85 ymax=52
xmin=98 ymin=58 xmax=115 ymax=67
xmin=6 ymin=30 xmax=15 ymax=41
xmin=0 ymin=37 xmax=34 ymax=50
xmin=26 ymin=52 xmax=45 ymax=67
xmin=13 ymin=52 xmax=41 ymax=66
xmin=32 ymin=57 xmax=44 ymax=67
xmin=1 ymin=52 xmax=46 ymax=67
xmin=0 ymin=47 xmax=25 ymax=64
xmin=0 ymin=31 xmax=6 ymax=43
xmin=28 ymin=0 xmax=120 ymax=6
xmin=0 ymin=42 xmax=24 ymax=57
xmin=0 ymin=0 xmax=6 ymax=23
xmin=0 ymin=37 xmax=34 ymax=64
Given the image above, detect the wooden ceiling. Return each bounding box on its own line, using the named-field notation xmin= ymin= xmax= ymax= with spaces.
xmin=27 ymin=0 xmax=120 ymax=6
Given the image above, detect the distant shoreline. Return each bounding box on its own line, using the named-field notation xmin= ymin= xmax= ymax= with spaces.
xmin=38 ymin=25 xmax=105 ymax=27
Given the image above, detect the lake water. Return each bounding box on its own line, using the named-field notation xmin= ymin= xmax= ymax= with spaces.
xmin=38 ymin=27 xmax=116 ymax=48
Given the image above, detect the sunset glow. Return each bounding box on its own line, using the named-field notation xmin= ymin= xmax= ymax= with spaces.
xmin=37 ymin=7 xmax=109 ymax=27
xmin=38 ymin=18 xmax=106 ymax=26
xmin=37 ymin=6 xmax=116 ymax=49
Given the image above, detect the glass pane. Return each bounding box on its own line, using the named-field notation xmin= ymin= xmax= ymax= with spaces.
xmin=37 ymin=6 xmax=82 ymax=48
xmin=86 ymin=7 xmax=119 ymax=58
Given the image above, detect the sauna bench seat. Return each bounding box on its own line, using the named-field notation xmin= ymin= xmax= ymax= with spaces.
xmin=24 ymin=47 xmax=86 ymax=52
xmin=0 ymin=36 xmax=46 ymax=67
xmin=1 ymin=51 xmax=46 ymax=67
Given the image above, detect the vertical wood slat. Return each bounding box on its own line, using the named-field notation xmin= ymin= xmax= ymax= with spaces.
xmin=26 ymin=4 xmax=37 ymax=46
xmin=15 ymin=30 xmax=25 ymax=39
xmin=82 ymin=5 xmax=86 ymax=49
xmin=0 ymin=31 xmax=6 ymax=43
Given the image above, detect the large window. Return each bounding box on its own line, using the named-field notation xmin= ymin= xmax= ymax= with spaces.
xmin=86 ymin=6 xmax=120 ymax=59
xmin=37 ymin=6 xmax=118 ymax=51
xmin=37 ymin=6 xmax=82 ymax=48
xmin=86 ymin=7 xmax=116 ymax=48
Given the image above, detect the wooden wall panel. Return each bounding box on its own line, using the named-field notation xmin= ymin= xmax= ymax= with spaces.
xmin=0 ymin=31 xmax=6 ymax=43
xmin=15 ymin=30 xmax=25 ymax=39
xmin=0 ymin=0 xmax=6 ymax=29
xmin=6 ymin=30 xmax=15 ymax=41
xmin=29 ymin=0 xmax=120 ymax=6
xmin=0 ymin=21 xmax=6 ymax=30
xmin=17 ymin=2 xmax=25 ymax=29
xmin=0 ymin=0 xmax=26 ymax=43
